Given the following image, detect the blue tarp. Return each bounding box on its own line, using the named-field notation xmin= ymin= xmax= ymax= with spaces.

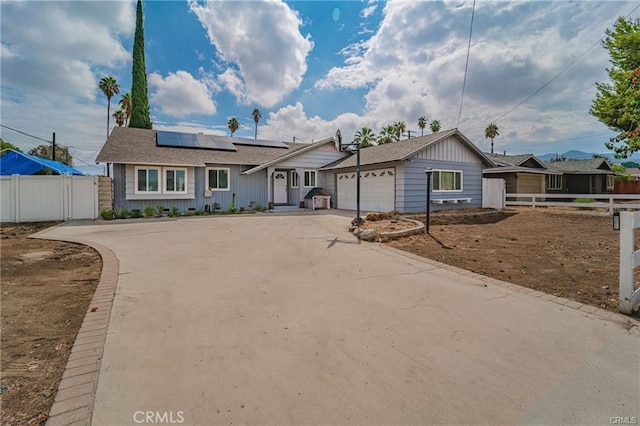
xmin=0 ymin=149 xmax=87 ymax=176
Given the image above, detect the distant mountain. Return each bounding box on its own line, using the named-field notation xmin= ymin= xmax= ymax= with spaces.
xmin=537 ymin=150 xmax=640 ymax=165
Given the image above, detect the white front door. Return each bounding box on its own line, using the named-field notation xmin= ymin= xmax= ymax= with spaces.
xmin=274 ymin=171 xmax=288 ymax=204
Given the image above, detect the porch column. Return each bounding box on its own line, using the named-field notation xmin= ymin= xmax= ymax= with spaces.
xmin=297 ymin=167 xmax=304 ymax=206
xmin=267 ymin=166 xmax=275 ymax=207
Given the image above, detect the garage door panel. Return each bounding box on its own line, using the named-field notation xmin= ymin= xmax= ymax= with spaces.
xmin=337 ymin=168 xmax=395 ymax=212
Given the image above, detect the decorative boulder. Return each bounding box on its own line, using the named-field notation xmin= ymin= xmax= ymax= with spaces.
xmin=360 ymin=229 xmax=378 ymax=242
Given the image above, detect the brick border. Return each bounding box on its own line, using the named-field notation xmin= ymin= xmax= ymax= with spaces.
xmin=30 ymin=228 xmax=119 ymax=426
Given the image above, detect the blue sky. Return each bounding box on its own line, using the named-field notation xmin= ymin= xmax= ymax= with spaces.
xmin=1 ymin=0 xmax=639 ymax=174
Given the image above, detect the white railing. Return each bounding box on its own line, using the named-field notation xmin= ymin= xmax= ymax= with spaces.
xmin=506 ymin=193 xmax=640 ymax=214
xmin=619 ymin=212 xmax=640 ymax=314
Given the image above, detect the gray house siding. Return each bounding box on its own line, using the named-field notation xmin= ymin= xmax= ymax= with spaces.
xmin=113 ymin=163 xmax=268 ymax=213
xmin=399 ymin=159 xmax=483 ymax=213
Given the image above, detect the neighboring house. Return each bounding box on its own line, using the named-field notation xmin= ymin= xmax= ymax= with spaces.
xmin=544 ymin=158 xmax=615 ymax=194
xmin=483 ymin=153 xmax=616 ymax=194
xmin=319 ymin=129 xmax=495 ymax=213
xmin=96 ymin=127 xmax=347 ymax=212
xmin=625 ymin=167 xmax=640 ymax=181
xmin=482 ymin=153 xmax=552 ymax=194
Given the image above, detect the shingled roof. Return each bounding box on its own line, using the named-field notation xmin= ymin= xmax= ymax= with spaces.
xmin=544 ymin=158 xmax=614 ymax=174
xmin=485 ymin=153 xmax=545 ymax=168
xmin=320 ymin=129 xmax=494 ymax=170
xmin=96 ymin=127 xmax=307 ymax=167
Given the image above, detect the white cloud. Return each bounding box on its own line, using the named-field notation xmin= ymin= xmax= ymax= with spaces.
xmin=149 ymin=70 xmax=217 ymax=117
xmin=0 ymin=1 xmax=134 ymax=100
xmin=189 ymin=0 xmax=313 ymax=107
xmin=361 ymin=4 xmax=377 ymax=18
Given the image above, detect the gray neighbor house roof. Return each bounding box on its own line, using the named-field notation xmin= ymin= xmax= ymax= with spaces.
xmin=96 ymin=127 xmax=312 ymax=167
xmin=484 ymin=153 xmax=546 ymax=168
xmin=544 ymin=158 xmax=614 ymax=174
xmin=320 ymin=129 xmax=495 ymax=170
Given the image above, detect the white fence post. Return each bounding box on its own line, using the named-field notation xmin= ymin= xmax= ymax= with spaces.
xmin=619 ymin=211 xmax=640 ymax=314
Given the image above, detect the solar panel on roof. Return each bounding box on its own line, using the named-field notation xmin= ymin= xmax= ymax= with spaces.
xmin=232 ymin=138 xmax=288 ymax=149
xmin=157 ymin=131 xmax=237 ymax=152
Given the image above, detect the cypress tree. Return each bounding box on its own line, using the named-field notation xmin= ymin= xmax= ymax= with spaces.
xmin=129 ymin=0 xmax=152 ymax=129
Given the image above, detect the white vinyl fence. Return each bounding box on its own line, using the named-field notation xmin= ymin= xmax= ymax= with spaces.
xmin=1 ymin=175 xmax=99 ymax=223
xmin=506 ymin=193 xmax=640 ymax=214
xmin=619 ymin=212 xmax=640 ymax=314
xmin=482 ymin=178 xmax=505 ymax=210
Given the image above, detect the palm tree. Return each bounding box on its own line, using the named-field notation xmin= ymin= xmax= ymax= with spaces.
xmin=99 ymin=76 xmax=120 ymax=139
xmin=418 ymin=116 xmax=427 ymax=136
xmin=113 ymin=110 xmax=126 ymax=127
xmin=393 ymin=121 xmax=406 ymax=140
xmin=429 ymin=119 xmax=441 ymax=133
xmin=354 ymin=127 xmax=376 ymax=148
xmin=377 ymin=125 xmax=398 ymax=145
xmin=485 ymin=122 xmax=500 ymax=154
xmin=228 ymin=117 xmax=240 ymax=137
xmin=119 ymin=92 xmax=132 ymax=126
xmin=252 ymin=108 xmax=262 ymax=139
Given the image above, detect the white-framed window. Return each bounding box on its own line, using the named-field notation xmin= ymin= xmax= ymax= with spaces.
xmin=432 ymin=170 xmax=462 ymax=192
xmin=548 ymin=174 xmax=562 ymax=190
xmin=291 ymin=170 xmax=299 ymax=188
xmin=607 ymin=175 xmax=614 ymax=190
xmin=164 ymin=168 xmax=187 ymax=193
xmin=135 ymin=166 xmax=161 ymax=194
xmin=206 ymin=168 xmax=230 ymax=191
xmin=304 ymin=170 xmax=317 ymax=187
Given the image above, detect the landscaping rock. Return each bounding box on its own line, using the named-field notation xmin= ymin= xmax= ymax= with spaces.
xmin=360 ymin=229 xmax=378 ymax=242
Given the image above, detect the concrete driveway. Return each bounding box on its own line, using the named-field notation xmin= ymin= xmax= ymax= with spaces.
xmin=40 ymin=214 xmax=639 ymax=425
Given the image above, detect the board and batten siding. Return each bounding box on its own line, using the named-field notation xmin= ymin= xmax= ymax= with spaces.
xmin=114 ymin=163 xmax=268 ymax=213
xmin=413 ymin=135 xmax=483 ymax=164
xmin=398 ymin=159 xmax=483 ymax=213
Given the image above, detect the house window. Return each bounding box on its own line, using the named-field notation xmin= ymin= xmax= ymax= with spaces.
xmin=207 ymin=168 xmax=229 ymax=191
xmin=136 ymin=167 xmax=160 ymax=193
xmin=304 ymin=170 xmax=317 ymax=187
xmin=165 ymin=168 xmax=187 ymax=193
xmin=432 ymin=170 xmax=462 ymax=192
xmin=291 ymin=171 xmax=299 ymax=188
xmin=607 ymin=175 xmax=614 ymax=190
xmin=548 ymin=174 xmax=562 ymax=190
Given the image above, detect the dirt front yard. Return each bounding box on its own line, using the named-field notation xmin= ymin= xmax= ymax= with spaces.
xmin=386 ymin=209 xmax=639 ymax=313
xmin=1 ymin=223 xmax=101 ymax=425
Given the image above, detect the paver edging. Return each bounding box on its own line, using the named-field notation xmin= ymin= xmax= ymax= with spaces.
xmin=31 ymin=226 xmax=119 ymax=426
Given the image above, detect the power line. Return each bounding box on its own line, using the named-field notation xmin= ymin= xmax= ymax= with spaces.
xmin=457 ymin=0 xmax=476 ymax=128
xmin=0 ymin=124 xmax=51 ymax=143
xmin=480 ymin=3 xmax=640 ymax=129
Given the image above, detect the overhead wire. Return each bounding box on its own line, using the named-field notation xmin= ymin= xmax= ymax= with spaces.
xmin=457 ymin=0 xmax=476 ymax=129
xmin=0 ymin=124 xmax=51 ymax=143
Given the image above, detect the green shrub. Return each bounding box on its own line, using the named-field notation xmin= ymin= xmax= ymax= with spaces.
xmin=194 ymin=209 xmax=202 ymax=215
xmin=113 ymin=207 xmax=129 ymax=219
xmin=574 ymin=198 xmax=596 ymax=210
xmin=226 ymin=202 xmax=236 ymax=213
xmin=144 ymin=206 xmax=156 ymax=217
xmin=100 ymin=210 xmax=114 ymax=220
xmin=131 ymin=209 xmax=142 ymax=218
xmin=157 ymin=205 xmax=164 ymax=216
xmin=254 ymin=202 xmax=267 ymax=212
xmin=168 ymin=207 xmax=180 ymax=217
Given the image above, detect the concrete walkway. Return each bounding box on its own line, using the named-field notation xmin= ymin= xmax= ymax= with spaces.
xmin=39 ymin=214 xmax=639 ymax=425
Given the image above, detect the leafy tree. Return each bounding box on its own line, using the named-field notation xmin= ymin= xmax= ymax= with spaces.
xmin=590 ymin=17 xmax=640 ymax=158
xmin=354 ymin=127 xmax=376 ymax=148
xmin=393 ymin=121 xmax=406 ymax=140
xmin=119 ymin=92 xmax=132 ymax=126
xmin=114 ymin=110 xmax=126 ymax=127
xmin=418 ymin=116 xmax=427 ymax=136
xmin=0 ymin=138 xmax=22 ymax=155
xmin=485 ymin=122 xmax=499 ymax=154
xmin=129 ymin=0 xmax=152 ymax=129
xmin=252 ymin=108 xmax=262 ymax=139
xmin=377 ymin=125 xmax=398 ymax=145
xmin=228 ymin=117 xmax=239 ymax=136
xmin=429 ymin=119 xmax=441 ymax=133
xmin=621 ymin=161 xmax=640 ymax=168
xmin=28 ymin=145 xmax=73 ymax=166
xmin=612 ymin=163 xmax=632 ymax=181
xmin=98 ymin=76 xmax=120 ymax=138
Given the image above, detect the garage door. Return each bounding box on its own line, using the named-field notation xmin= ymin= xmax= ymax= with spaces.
xmin=517 ymin=174 xmax=543 ymax=193
xmin=337 ymin=168 xmax=395 ymax=212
